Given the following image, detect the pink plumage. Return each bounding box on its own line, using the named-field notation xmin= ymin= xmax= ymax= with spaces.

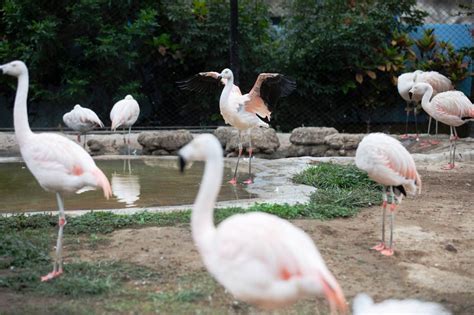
xmin=0 ymin=60 xmax=112 ymax=281
xmin=356 ymin=133 xmax=421 ymax=256
xmin=178 ymin=134 xmax=347 ymax=314
xmin=410 ymin=82 xmax=474 ymax=169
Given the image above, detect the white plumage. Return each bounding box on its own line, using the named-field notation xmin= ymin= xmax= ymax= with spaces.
xmin=353 ymin=293 xmax=451 ymax=315
xmin=63 ymin=104 xmax=104 ymax=146
xmin=178 ymin=134 xmax=347 ymax=313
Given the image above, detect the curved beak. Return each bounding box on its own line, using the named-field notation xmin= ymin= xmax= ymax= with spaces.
xmin=0 ymin=65 xmax=4 ymax=74
xmin=217 ymin=75 xmax=222 ymax=81
xmin=322 ymin=277 xmax=348 ymax=315
xmin=408 ymin=91 xmax=413 ymax=100
xmin=178 ymin=155 xmax=186 ymax=173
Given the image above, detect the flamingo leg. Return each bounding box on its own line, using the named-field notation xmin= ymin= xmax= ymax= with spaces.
xmin=413 ymin=106 xmax=419 ymax=141
xmin=243 ymin=129 xmax=253 ymax=184
xmin=127 ymin=126 xmax=132 ymax=155
xmin=381 ymin=187 xmax=395 ymax=256
xmin=401 ymin=103 xmax=411 ymax=139
xmin=229 ymin=131 xmax=242 ymax=185
xmin=372 ymin=191 xmax=387 ymax=251
xmin=122 ymin=128 xmax=127 ymax=144
xmin=427 ymin=116 xmax=432 ymax=136
xmin=41 ymin=193 xmax=67 ymax=281
xmin=76 ymin=133 xmax=81 ymax=143
xmin=442 ymin=126 xmax=455 ymax=170
xmin=83 ymin=133 xmax=87 ymax=149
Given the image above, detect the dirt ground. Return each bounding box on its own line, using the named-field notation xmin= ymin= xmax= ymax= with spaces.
xmin=62 ymin=162 xmax=473 ymax=314
xmin=1 ymin=162 xmax=473 ymax=314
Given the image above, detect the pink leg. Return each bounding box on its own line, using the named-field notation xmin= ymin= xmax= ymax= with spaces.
xmin=380 ymin=202 xmax=396 ymax=256
xmin=372 ymin=197 xmax=387 ymax=251
xmin=41 ymin=194 xmax=67 ymax=282
xmin=229 ymin=139 xmax=243 ymax=185
xmin=243 ymin=147 xmax=254 ymax=184
xmin=76 ymin=134 xmax=81 ymax=143
xmin=442 ymin=127 xmax=456 ymax=170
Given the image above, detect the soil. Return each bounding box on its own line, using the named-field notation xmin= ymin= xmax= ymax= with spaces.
xmin=1 ymin=163 xmax=473 ymax=314
xmin=71 ymin=163 xmax=474 ymax=314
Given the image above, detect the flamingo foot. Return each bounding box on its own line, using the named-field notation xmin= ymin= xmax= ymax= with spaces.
xmin=228 ymin=178 xmax=237 ymax=185
xmin=371 ymin=242 xmax=385 ymax=251
xmin=441 ymin=163 xmax=455 ymax=170
xmin=41 ymin=269 xmax=63 ymax=282
xmin=243 ymin=178 xmax=253 ymax=185
xmin=380 ymin=248 xmax=394 ymax=256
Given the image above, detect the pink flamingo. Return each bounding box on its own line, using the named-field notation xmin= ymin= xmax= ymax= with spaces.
xmin=355 ymin=133 xmax=421 ymax=256
xmin=110 ymin=95 xmax=140 ymax=145
xmin=178 ymin=134 xmax=347 ymax=314
xmin=398 ymin=70 xmax=453 ymax=141
xmin=353 ymin=293 xmax=451 ymax=315
xmin=63 ymin=104 xmax=104 ymax=147
xmin=177 ymin=69 xmax=295 ymax=185
xmin=409 ymin=82 xmax=474 ymax=170
xmin=0 ymin=61 xmax=112 ymax=281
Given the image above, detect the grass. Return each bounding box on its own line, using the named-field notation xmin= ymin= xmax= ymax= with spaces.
xmin=293 ymin=162 xmax=382 ymax=218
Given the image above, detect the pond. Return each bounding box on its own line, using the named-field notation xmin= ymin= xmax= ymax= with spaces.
xmin=0 ymin=158 xmax=255 ymax=213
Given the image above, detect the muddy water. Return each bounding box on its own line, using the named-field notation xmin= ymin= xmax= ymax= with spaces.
xmin=0 ymin=158 xmax=255 ymax=213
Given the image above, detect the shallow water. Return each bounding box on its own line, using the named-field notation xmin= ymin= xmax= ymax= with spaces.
xmin=0 ymin=158 xmax=255 ymax=213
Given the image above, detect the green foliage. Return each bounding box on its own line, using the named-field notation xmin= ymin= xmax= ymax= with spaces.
xmin=293 ymin=162 xmax=382 ymax=218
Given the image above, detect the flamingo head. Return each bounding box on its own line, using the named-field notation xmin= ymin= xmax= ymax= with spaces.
xmin=125 ymin=95 xmax=134 ymax=100
xmin=0 ymin=60 xmax=27 ymax=77
xmin=408 ymin=82 xmax=430 ymax=100
xmin=74 ymin=104 xmax=82 ymax=110
xmin=217 ymin=68 xmax=233 ymax=81
xmin=178 ymin=134 xmax=223 ymax=172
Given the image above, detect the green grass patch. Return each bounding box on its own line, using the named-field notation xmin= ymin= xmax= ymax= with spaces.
xmin=293 ymin=162 xmax=382 ymax=218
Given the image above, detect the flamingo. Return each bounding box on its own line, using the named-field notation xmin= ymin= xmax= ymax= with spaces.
xmin=110 ymin=95 xmax=140 ymax=146
xmin=177 ymin=69 xmax=296 ymax=185
xmin=0 ymin=60 xmax=112 ymax=281
xmin=63 ymin=104 xmax=104 ymax=148
xmin=355 ymin=133 xmax=421 ymax=256
xmin=353 ymin=293 xmax=451 ymax=315
xmin=409 ymin=82 xmax=474 ymax=170
xmin=398 ymin=70 xmax=453 ymax=142
xmin=178 ymin=134 xmax=347 ymax=314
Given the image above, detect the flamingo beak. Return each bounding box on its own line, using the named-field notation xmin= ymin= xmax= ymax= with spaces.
xmin=0 ymin=65 xmax=4 ymax=74
xmin=321 ymin=277 xmax=348 ymax=315
xmin=408 ymin=91 xmax=413 ymax=100
xmin=217 ymin=75 xmax=222 ymax=81
xmin=178 ymin=155 xmax=186 ymax=173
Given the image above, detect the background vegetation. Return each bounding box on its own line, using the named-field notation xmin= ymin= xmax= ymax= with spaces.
xmin=0 ymin=0 xmax=471 ymax=131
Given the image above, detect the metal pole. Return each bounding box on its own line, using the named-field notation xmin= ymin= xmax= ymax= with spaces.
xmin=230 ymin=0 xmax=240 ymax=85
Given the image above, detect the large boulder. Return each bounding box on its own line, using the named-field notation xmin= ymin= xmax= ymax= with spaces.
xmin=138 ymin=130 xmax=193 ymax=155
xmin=213 ymin=127 xmax=280 ymax=156
xmin=289 ymin=127 xmax=338 ymax=145
xmin=324 ymin=133 xmax=365 ymax=156
xmin=287 ymin=144 xmax=329 ymax=157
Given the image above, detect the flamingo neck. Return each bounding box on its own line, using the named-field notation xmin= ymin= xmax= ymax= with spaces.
xmin=420 ymin=84 xmax=434 ymax=112
xmin=191 ymin=152 xmax=223 ymax=252
xmin=14 ymin=72 xmax=33 ymax=143
xmin=220 ymin=76 xmax=234 ymax=107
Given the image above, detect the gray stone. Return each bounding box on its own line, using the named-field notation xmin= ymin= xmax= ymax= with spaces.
xmin=87 ymin=139 xmax=105 ymax=155
xmin=138 ymin=130 xmax=193 ymax=155
xmin=287 ymin=144 xmax=329 ymax=157
xmin=221 ymin=127 xmax=280 ymax=154
xmin=324 ymin=133 xmax=365 ymax=150
xmin=213 ymin=127 xmax=234 ymax=148
xmin=289 ymin=127 xmax=338 ymax=145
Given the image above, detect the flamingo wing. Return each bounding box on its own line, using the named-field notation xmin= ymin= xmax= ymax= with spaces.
xmin=110 ymin=99 xmax=140 ymax=130
xmin=432 ymin=91 xmax=474 ymax=118
xmin=176 ymin=71 xmax=226 ymax=94
xmin=246 ymin=74 xmax=296 ymax=120
xmin=418 ymin=71 xmax=453 ymax=94
xmin=80 ymin=107 xmax=104 ymax=128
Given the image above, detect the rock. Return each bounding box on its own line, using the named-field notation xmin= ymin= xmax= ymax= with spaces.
xmin=287 ymin=144 xmax=329 ymax=157
xmin=324 ymin=133 xmax=365 ymax=150
xmin=138 ymin=130 xmax=193 ymax=155
xmin=87 ymin=139 xmax=105 ymax=156
xmin=289 ymin=127 xmax=338 ymax=145
xmin=444 ymin=244 xmax=457 ymax=253
xmin=215 ymin=127 xmax=280 ymax=155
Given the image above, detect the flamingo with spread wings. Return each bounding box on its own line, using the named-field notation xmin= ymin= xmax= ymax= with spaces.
xmin=178 ymin=134 xmax=347 ymax=314
xmin=0 ymin=60 xmax=112 ymax=281
xmin=63 ymin=104 xmax=104 ymax=147
xmin=356 ymin=133 xmax=421 ymax=256
xmin=409 ymin=82 xmax=474 ymax=169
xmin=177 ymin=69 xmax=296 ymax=184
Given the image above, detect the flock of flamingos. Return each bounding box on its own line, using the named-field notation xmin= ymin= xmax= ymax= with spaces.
xmin=1 ymin=59 xmax=473 ymax=314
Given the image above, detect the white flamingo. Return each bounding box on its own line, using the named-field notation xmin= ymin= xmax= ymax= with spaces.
xmin=356 ymin=133 xmax=421 ymax=256
xmin=178 ymin=134 xmax=347 ymax=314
xmin=63 ymin=104 xmax=104 ymax=147
xmin=409 ymin=82 xmax=474 ymax=169
xmin=178 ymin=69 xmax=296 ymax=184
xmin=397 ymin=70 xmax=453 ymax=141
xmin=353 ymin=293 xmax=451 ymax=315
xmin=110 ymin=94 xmax=140 ymax=145
xmin=0 ymin=60 xmax=112 ymax=281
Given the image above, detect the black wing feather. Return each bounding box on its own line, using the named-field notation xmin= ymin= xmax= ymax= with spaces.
xmin=176 ymin=74 xmax=224 ymax=94
xmin=260 ymin=75 xmax=296 ymax=108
